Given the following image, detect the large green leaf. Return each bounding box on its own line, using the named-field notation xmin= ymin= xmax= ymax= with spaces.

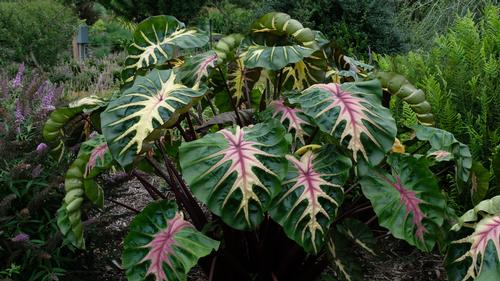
xmin=214 ymin=33 xmax=244 ymax=62
xmin=57 ymin=134 xmax=113 ymax=248
xmin=179 ymin=120 xmax=289 ymax=230
xmin=123 ymin=15 xmax=209 ymax=83
xmin=269 ymin=145 xmax=351 ymax=253
xmin=337 ymin=218 xmax=377 ymax=256
xmin=287 ymin=80 xmax=397 ymax=165
xmin=242 ymin=12 xmax=318 ymax=70
xmin=360 ymin=154 xmax=446 ymax=251
xmin=413 ymin=125 xmax=472 ymax=183
xmin=447 ymin=196 xmax=500 ymax=281
xmin=102 ymin=68 xmax=206 ymax=167
xmin=122 ymin=200 xmax=219 ymax=281
xmin=42 ymin=96 xmax=107 ymax=161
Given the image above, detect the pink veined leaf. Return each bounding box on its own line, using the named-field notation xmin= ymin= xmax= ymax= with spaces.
xmin=279 ymin=151 xmax=341 ymax=253
xmin=378 ymin=172 xmax=427 ymax=239
xmin=199 ymin=126 xmax=277 ymax=223
xmin=271 ymin=99 xmax=311 ymax=144
xmin=453 ymin=215 xmax=500 ymax=280
xmin=428 ymin=150 xmax=452 ymax=161
xmin=85 ymin=143 xmax=109 ymax=177
xmin=194 ymin=53 xmax=217 ymax=85
xmin=312 ymin=83 xmax=384 ymax=161
xmin=141 ymin=212 xmax=192 ymax=281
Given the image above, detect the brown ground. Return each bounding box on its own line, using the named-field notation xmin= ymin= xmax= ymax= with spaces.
xmin=61 ymin=176 xmax=446 ymax=281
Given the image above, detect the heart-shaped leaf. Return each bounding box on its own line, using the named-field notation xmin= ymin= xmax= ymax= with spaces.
xmin=267 ymin=98 xmax=313 ymax=146
xmin=102 ymin=68 xmax=206 ymax=167
xmin=360 ymin=154 xmax=446 ymax=251
xmin=288 ymin=80 xmax=397 ymax=165
xmin=179 ymin=120 xmax=289 ymax=230
xmin=177 ymin=50 xmax=218 ymax=88
xmin=123 ymin=15 xmax=209 ymax=83
xmin=270 ymin=145 xmax=351 ymax=253
xmin=122 ymin=200 xmax=219 ymax=281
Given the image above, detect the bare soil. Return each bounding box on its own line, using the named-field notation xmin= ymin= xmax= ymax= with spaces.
xmin=61 ymin=176 xmax=446 ymax=281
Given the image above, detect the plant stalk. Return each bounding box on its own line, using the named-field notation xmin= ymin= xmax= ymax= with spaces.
xmin=218 ymin=66 xmax=243 ymax=126
xmin=106 ymin=198 xmax=140 ymax=213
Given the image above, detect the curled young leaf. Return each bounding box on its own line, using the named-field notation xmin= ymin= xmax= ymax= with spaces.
xmin=179 ymin=120 xmax=289 ymax=230
xmin=270 ymin=146 xmax=351 ymax=253
xmin=122 ymin=200 xmax=219 ymax=281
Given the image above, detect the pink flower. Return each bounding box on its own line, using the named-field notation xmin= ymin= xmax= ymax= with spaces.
xmin=11 ymin=63 xmax=25 ymax=88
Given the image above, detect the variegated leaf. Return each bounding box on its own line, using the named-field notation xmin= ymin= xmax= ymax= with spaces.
xmin=360 ymin=154 xmax=446 ymax=251
xmin=102 ymin=68 xmax=206 ymax=167
xmin=281 ymin=50 xmax=327 ymax=90
xmin=413 ymin=125 xmax=472 ymax=183
xmin=177 ymin=50 xmax=218 ymax=88
xmin=270 ymin=146 xmax=351 ymax=253
xmin=179 ymin=120 xmax=289 ymax=230
xmin=122 ymin=200 xmax=219 ymax=281
xmin=287 ymin=80 xmax=397 ymax=165
xmin=269 ymin=98 xmax=313 ymax=145
xmin=447 ymin=196 xmax=500 ymax=281
xmin=337 ymin=218 xmax=376 ymax=255
xmin=228 ymin=58 xmax=261 ymax=104
xmin=123 ymin=15 xmax=209 ymax=83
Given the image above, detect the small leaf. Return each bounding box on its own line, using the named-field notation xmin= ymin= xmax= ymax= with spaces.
xmin=122 ymin=200 xmax=219 ymax=281
xmin=413 ymin=125 xmax=472 ymax=182
xmin=470 ymin=161 xmax=490 ymax=205
xmin=270 ymin=146 xmax=351 ymax=253
xmin=179 ymin=120 xmax=289 ymax=230
xmin=360 ymin=154 xmax=446 ymax=251
xmin=177 ymin=50 xmax=218 ymax=88
xmin=269 ymin=98 xmax=313 ymax=145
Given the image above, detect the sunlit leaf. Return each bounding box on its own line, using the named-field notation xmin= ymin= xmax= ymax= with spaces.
xmin=179 ymin=120 xmax=289 ymax=230
xmin=102 ymin=68 xmax=206 ymax=167
xmin=123 ymin=15 xmax=208 ymax=83
xmin=122 ymin=200 xmax=219 ymax=281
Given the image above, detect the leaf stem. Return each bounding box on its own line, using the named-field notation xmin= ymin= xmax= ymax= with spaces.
xmin=106 ymin=198 xmax=139 ymax=213
xmin=218 ymin=66 xmax=243 ymax=127
xmin=185 ymin=113 xmax=197 ymax=140
xmin=175 ymin=124 xmax=191 ymax=142
xmin=132 ymin=170 xmax=166 ymax=200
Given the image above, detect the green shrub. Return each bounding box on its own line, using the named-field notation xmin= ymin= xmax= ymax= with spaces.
xmin=0 ymin=0 xmax=79 ymax=68
xmin=376 ymin=4 xmax=500 ymax=196
xmin=89 ymin=18 xmax=132 ymax=58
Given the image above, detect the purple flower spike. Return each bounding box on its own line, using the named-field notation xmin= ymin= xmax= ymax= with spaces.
xmin=36 ymin=142 xmax=49 ymax=154
xmin=15 ymin=99 xmax=25 ymax=133
xmin=12 ymin=232 xmax=30 ymax=242
xmin=11 ymin=63 xmax=25 ymax=88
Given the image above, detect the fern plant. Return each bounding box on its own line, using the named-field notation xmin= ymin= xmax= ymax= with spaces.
xmin=375 ymin=4 xmax=500 ymax=207
xmin=42 ymin=12 xmax=499 ymax=281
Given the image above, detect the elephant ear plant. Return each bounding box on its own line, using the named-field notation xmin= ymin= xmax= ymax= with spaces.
xmin=43 ymin=13 xmax=499 ymax=281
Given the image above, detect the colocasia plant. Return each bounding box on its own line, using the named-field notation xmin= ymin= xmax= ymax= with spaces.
xmin=43 ymin=13 xmax=499 ymax=281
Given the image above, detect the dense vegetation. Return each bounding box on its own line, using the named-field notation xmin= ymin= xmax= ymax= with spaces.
xmin=0 ymin=1 xmax=499 ymax=281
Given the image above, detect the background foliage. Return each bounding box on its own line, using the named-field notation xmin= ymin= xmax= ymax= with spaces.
xmin=0 ymin=0 xmax=79 ymax=68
